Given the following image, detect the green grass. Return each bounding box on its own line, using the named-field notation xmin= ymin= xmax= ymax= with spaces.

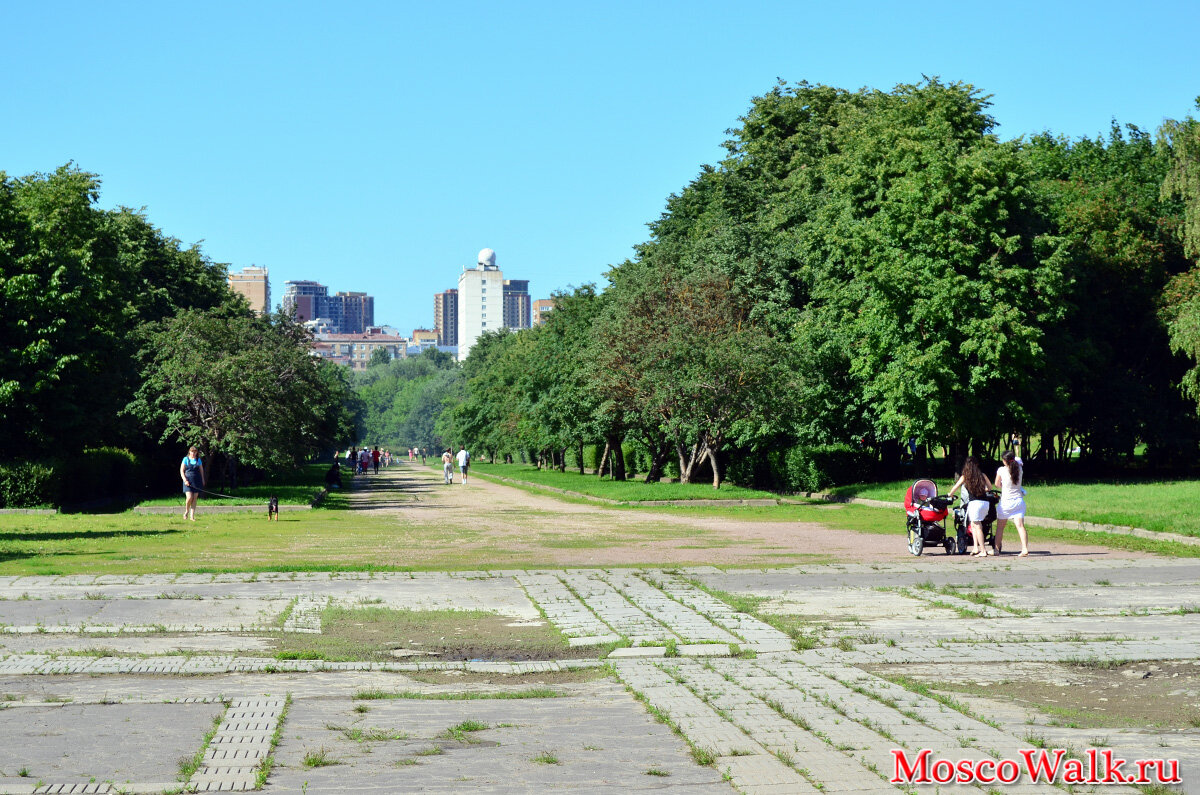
xmin=463 ymin=462 xmax=780 ymax=502
xmin=4 ymin=489 xmax=1195 ymax=576
xmin=830 ymin=476 xmax=1200 ymax=537
xmin=137 ymin=462 xmax=332 ymax=507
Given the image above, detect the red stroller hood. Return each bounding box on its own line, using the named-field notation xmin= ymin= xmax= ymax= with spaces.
xmin=906 ymin=480 xmax=948 ymax=521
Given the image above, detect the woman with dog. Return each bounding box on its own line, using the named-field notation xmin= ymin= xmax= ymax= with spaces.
xmin=947 ymin=456 xmax=994 ymax=557
xmin=179 ymin=445 xmax=205 ymax=522
xmin=994 ymin=450 xmax=1030 ymax=557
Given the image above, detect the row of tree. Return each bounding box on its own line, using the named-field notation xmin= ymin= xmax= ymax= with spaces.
xmin=1 ymin=165 xmax=354 ymax=486
xmin=434 ymin=80 xmax=1200 ymax=488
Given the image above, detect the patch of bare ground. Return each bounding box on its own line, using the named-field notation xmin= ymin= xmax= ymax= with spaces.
xmin=404 ymin=669 xmax=607 ymax=686
xmin=269 ymin=606 xmax=602 ymax=662
xmin=355 ymin=465 xmax=1146 ymax=566
xmin=869 ymin=660 xmax=1200 ymax=729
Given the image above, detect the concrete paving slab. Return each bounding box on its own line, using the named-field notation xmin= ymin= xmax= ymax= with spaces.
xmin=0 ymin=702 xmax=223 ymax=785
xmin=263 ymin=680 xmax=730 ymax=792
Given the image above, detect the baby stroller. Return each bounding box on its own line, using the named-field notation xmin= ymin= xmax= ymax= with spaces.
xmin=952 ymin=490 xmax=999 ymax=554
xmin=904 ymin=479 xmax=958 ymax=556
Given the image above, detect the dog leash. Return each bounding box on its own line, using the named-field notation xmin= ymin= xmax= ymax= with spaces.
xmin=194 ymin=487 xmax=246 ymax=500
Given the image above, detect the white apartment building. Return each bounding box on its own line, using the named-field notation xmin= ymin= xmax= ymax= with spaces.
xmin=457 ymin=248 xmax=505 ymax=362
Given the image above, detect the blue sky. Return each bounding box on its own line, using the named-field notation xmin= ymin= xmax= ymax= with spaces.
xmin=4 ymin=1 xmax=1198 ymax=334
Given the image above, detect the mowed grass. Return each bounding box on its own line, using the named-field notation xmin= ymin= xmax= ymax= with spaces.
xmin=462 ymin=462 xmax=778 ymax=502
xmin=3 ymin=492 xmax=1194 ymax=577
xmin=830 ymin=477 xmax=1200 ymax=537
xmin=136 ymin=462 xmax=334 ymax=507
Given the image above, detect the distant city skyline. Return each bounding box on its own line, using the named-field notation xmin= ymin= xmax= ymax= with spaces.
xmin=4 ymin=2 xmax=1198 ymax=334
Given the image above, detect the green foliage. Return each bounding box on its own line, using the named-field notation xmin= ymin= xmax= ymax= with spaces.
xmin=353 ymin=348 xmax=461 ymax=450
xmin=770 ymin=444 xmax=875 ymax=493
xmin=126 ymin=309 xmax=352 ymax=471
xmin=0 ymin=165 xmax=237 ymax=456
xmin=0 ymin=461 xmax=59 ymax=508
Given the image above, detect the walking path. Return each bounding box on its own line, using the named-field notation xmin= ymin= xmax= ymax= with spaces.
xmin=0 ymin=465 xmax=1196 ymax=793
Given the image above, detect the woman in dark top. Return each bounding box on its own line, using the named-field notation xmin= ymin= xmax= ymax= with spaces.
xmin=179 ymin=446 xmax=205 ymax=521
xmin=948 ymin=456 xmax=994 ymax=556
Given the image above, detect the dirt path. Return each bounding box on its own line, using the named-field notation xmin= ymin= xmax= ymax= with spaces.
xmin=347 ymin=462 xmax=1144 ymax=567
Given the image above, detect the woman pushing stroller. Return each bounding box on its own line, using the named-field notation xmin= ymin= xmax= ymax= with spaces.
xmin=945 ymin=453 xmax=1031 ymax=558
xmin=947 ymin=457 xmax=995 ymax=557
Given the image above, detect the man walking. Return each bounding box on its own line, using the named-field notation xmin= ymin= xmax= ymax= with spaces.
xmin=441 ymin=448 xmax=454 ymax=485
xmin=456 ymin=445 xmax=470 ymax=485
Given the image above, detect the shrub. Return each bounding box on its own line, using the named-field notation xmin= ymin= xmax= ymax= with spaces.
xmin=772 ymin=444 xmax=874 ymax=493
xmin=0 ymin=462 xmax=61 ymax=508
xmin=57 ymin=448 xmax=147 ymax=504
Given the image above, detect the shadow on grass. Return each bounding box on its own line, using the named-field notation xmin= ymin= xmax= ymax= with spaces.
xmin=0 ymin=528 xmax=185 ymax=543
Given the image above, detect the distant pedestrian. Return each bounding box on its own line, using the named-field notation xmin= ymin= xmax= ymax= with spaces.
xmin=441 ymin=448 xmax=453 ymax=484
xmin=358 ymin=447 xmax=370 ymax=475
xmin=179 ymin=445 xmax=205 ymax=522
xmin=372 ymin=446 xmax=381 ymax=474
xmin=456 ymin=446 xmax=470 ymax=485
xmin=420 ymin=447 xmax=427 ymax=465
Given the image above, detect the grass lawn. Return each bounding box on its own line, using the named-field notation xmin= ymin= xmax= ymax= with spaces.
xmin=136 ymin=462 xmax=333 ymax=507
xmin=461 ymin=462 xmax=778 ymax=502
xmin=3 ymin=481 xmax=1196 ymax=577
xmin=830 ymin=477 xmax=1200 ymax=537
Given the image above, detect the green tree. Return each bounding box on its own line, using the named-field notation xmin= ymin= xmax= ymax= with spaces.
xmin=0 ymin=165 xmax=236 ymax=458
xmin=368 ymin=347 xmax=392 ymax=367
xmin=126 ymin=308 xmax=351 ymax=475
xmin=593 ymin=258 xmax=795 ymax=487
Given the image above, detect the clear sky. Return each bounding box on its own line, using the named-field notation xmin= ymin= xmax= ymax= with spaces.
xmin=4 ymin=1 xmax=1198 ymax=334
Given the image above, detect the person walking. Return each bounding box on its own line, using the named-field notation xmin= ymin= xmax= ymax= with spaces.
xmin=358 ymin=447 xmax=370 ymax=475
xmin=179 ymin=445 xmax=205 ymax=521
xmin=994 ymin=450 xmax=1030 ymax=557
xmin=372 ymin=446 xmax=381 ymax=474
xmin=948 ymin=456 xmax=994 ymax=557
xmin=441 ymin=448 xmax=454 ymax=484
xmin=456 ymin=445 xmax=470 ymax=485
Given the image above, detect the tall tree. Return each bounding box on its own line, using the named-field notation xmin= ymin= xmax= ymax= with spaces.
xmin=126 ymin=308 xmax=352 ymax=473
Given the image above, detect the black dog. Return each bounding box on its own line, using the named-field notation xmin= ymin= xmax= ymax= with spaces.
xmin=267 ymin=495 xmax=279 ymax=521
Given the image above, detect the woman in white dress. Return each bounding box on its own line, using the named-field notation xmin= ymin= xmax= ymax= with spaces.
xmin=994 ymin=450 xmax=1029 ymax=557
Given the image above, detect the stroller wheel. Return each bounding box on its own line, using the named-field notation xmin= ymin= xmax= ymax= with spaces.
xmin=943 ymin=538 xmax=955 ymax=555
xmin=908 ymin=528 xmax=924 ymax=556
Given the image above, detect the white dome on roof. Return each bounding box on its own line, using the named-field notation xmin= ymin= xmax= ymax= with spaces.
xmin=477 ymin=248 xmax=496 ymax=269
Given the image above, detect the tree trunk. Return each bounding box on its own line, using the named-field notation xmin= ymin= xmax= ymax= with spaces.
xmin=598 ymin=440 xmax=611 ymax=478
xmin=577 ymin=442 xmax=584 ymax=475
xmin=605 ymin=435 xmax=626 ymax=481
xmin=645 ymin=442 xmax=671 ymax=483
xmin=559 ymin=448 xmax=567 ymax=473
xmin=706 ymin=446 xmax=722 ymax=489
xmin=676 ymin=439 xmax=706 ymax=484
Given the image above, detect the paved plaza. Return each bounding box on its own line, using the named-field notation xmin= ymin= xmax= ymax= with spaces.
xmin=1 ymin=470 xmax=1198 ymax=793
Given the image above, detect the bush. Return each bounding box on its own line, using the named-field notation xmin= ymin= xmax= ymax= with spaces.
xmin=771 ymin=444 xmax=875 ymax=493
xmin=0 ymin=462 xmax=61 ymax=508
xmin=57 ymin=447 xmax=148 ymax=504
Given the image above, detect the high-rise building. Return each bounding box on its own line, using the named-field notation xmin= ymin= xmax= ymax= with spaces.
xmin=282 ymin=280 xmax=327 ymax=323
xmin=332 ymin=291 xmax=374 ymax=334
xmin=532 ymin=298 xmax=555 ymax=326
xmin=434 ymin=289 xmax=458 ymax=346
xmin=502 ymin=279 xmax=531 ymax=330
xmin=228 ymin=266 xmax=271 ymax=314
xmin=457 ymin=248 xmax=505 ymax=362
xmin=281 ymin=281 xmax=374 ymax=333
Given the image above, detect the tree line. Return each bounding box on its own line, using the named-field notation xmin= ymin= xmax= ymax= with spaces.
xmin=0 ymin=165 xmax=354 ymax=504
xmin=434 ymin=80 xmax=1200 ymax=489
